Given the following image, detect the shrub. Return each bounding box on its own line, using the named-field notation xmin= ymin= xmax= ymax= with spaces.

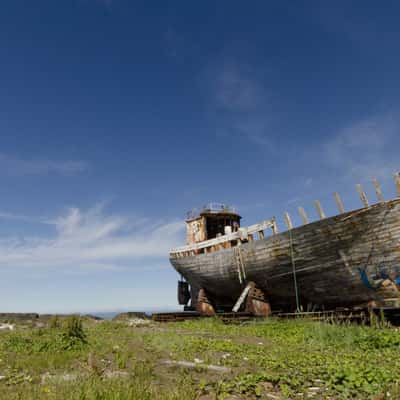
xmin=61 ymin=315 xmax=87 ymax=350
xmin=48 ymin=315 xmax=61 ymax=329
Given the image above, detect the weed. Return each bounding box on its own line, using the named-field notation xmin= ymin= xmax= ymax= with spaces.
xmin=48 ymin=315 xmax=61 ymax=329
xmin=61 ymin=315 xmax=87 ymax=350
xmin=1 ymin=318 xmax=400 ymax=399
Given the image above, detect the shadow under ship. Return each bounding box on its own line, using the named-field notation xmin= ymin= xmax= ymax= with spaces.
xmin=169 ymin=178 xmax=400 ymax=316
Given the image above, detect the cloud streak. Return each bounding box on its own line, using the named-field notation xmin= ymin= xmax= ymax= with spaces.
xmin=0 ymin=204 xmax=184 ymax=272
xmin=0 ymin=212 xmax=51 ymax=224
xmin=207 ymin=59 xmax=273 ymax=148
xmin=0 ymin=154 xmax=89 ymax=176
xmin=322 ymin=112 xmax=399 ymax=181
xmin=213 ymin=63 xmax=263 ymax=112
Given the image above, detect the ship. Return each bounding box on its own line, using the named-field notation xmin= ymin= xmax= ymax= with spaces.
xmin=169 ymin=176 xmax=400 ymax=316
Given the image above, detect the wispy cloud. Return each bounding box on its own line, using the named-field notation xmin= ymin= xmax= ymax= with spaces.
xmin=213 ymin=63 xmax=263 ymax=112
xmin=207 ymin=59 xmax=273 ymax=148
xmin=163 ymin=27 xmax=185 ymax=62
xmin=322 ymin=112 xmax=399 ymax=181
xmin=0 ymin=154 xmax=89 ymax=176
xmin=79 ymin=0 xmax=114 ymax=8
xmin=279 ymin=110 xmax=400 ymax=211
xmin=313 ymin=3 xmax=389 ymax=51
xmin=0 ymin=211 xmax=51 ymax=225
xmin=0 ymin=204 xmax=184 ymax=272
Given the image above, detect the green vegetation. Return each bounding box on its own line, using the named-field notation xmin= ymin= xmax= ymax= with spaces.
xmin=0 ymin=316 xmax=399 ymax=399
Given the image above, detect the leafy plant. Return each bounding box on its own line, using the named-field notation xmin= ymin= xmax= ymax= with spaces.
xmin=61 ymin=315 xmax=87 ymax=349
xmin=48 ymin=315 xmax=61 ymax=329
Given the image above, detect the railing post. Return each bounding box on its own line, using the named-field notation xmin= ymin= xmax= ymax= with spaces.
xmin=356 ymin=184 xmax=369 ymax=208
xmin=284 ymin=212 xmax=293 ymax=230
xmin=394 ymin=173 xmax=400 ymax=196
xmin=314 ymin=200 xmax=326 ymax=219
xmin=271 ymin=218 xmax=278 ymax=235
xmin=298 ymin=207 xmax=309 ymax=225
xmin=334 ymin=192 xmax=345 ymax=214
xmin=372 ymin=178 xmax=384 ymax=203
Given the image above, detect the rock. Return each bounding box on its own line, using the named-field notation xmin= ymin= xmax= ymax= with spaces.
xmin=82 ymin=314 xmax=103 ymax=321
xmin=265 ymin=394 xmax=281 ymax=399
xmin=113 ymin=312 xmax=148 ymax=321
xmin=260 ymin=382 xmax=274 ymax=391
xmin=103 ymin=370 xmax=130 ymax=379
xmin=127 ymin=318 xmax=151 ymax=326
xmin=0 ymin=323 xmax=15 ymax=331
xmin=162 ymin=360 xmax=231 ymax=373
xmin=0 ymin=313 xmax=38 ymax=323
xmin=41 ymin=372 xmax=78 ymax=384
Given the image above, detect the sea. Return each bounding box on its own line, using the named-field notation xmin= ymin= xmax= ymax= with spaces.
xmin=89 ymin=308 xmax=181 ymax=320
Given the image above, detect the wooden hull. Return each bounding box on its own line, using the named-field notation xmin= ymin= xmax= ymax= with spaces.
xmin=170 ymin=199 xmax=400 ymax=311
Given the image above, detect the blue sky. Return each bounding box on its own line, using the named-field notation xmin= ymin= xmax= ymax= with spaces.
xmin=1 ymin=1 xmax=400 ymax=313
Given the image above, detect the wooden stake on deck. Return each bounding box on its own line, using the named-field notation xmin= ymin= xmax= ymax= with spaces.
xmin=314 ymin=200 xmax=326 ymax=220
xmin=372 ymin=178 xmax=384 ymax=203
xmin=394 ymin=173 xmax=400 ymax=196
xmin=298 ymin=207 xmax=309 ymax=225
xmin=334 ymin=192 xmax=345 ymax=214
xmin=271 ymin=219 xmax=278 ymax=235
xmin=357 ymin=184 xmax=369 ymax=208
xmin=284 ymin=212 xmax=293 ymax=230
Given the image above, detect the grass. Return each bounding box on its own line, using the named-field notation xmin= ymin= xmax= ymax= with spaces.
xmin=0 ymin=316 xmax=399 ymax=399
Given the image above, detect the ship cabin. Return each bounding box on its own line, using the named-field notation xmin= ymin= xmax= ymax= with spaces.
xmin=186 ymin=203 xmax=241 ymax=246
xmin=170 ymin=203 xmax=276 ymax=258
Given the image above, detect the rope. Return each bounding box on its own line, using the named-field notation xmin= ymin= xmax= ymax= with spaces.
xmin=235 ymin=247 xmax=243 ymax=284
xmin=362 ymin=205 xmax=393 ymax=273
xmin=289 ymin=227 xmax=301 ymax=312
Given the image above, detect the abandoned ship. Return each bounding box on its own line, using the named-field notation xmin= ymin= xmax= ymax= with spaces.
xmin=169 ymin=176 xmax=400 ymax=316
